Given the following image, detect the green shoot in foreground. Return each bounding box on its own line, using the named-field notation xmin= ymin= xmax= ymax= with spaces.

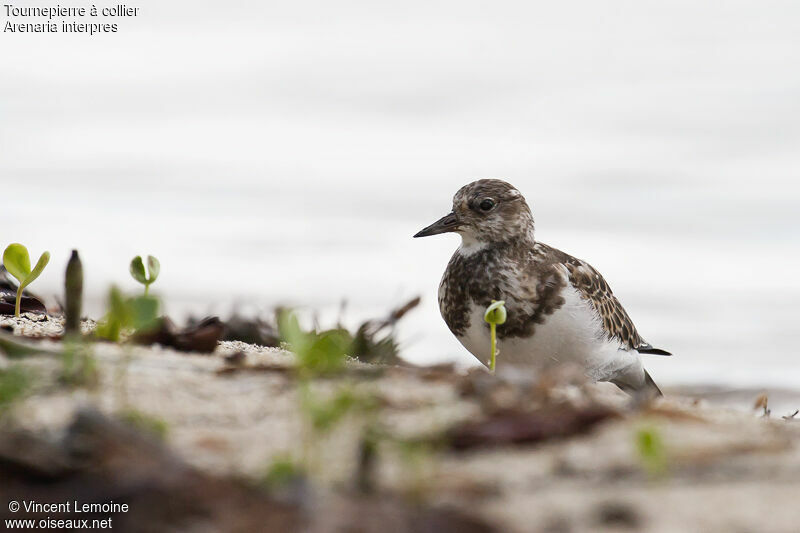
xmin=483 ymin=300 xmax=507 ymax=373
xmin=3 ymin=243 xmax=50 ymax=317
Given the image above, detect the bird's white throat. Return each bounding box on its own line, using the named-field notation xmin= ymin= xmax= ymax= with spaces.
xmin=457 ymin=233 xmax=490 ymax=256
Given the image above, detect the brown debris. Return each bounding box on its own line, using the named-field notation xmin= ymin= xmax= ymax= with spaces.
xmin=0 ymin=410 xmax=497 ymax=533
xmin=0 ymin=296 xmax=47 ymax=316
xmin=219 ymin=314 xmax=281 ymax=347
xmin=447 ymin=404 xmax=619 ymax=451
xmin=0 ymin=410 xmax=304 ymax=533
xmin=316 ymin=494 xmax=496 ymax=533
xmin=754 ymin=393 xmax=771 ymax=418
xmin=216 ymin=362 xmax=293 ymax=376
xmin=593 ymin=501 xmax=642 ymax=529
xmin=215 ymin=297 xmax=420 ymax=365
xmin=133 ymin=316 xmax=225 ymax=353
xmin=223 ymin=350 xmax=247 ymax=365
xmin=0 ymin=267 xmax=48 ymax=316
xmin=342 ymin=296 xmax=421 ymax=365
xmin=782 ymin=410 xmax=799 ymax=421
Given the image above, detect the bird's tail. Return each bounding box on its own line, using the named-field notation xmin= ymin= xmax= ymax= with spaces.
xmin=611 ymin=369 xmax=663 ymax=398
xmin=643 ymin=370 xmax=663 ymax=397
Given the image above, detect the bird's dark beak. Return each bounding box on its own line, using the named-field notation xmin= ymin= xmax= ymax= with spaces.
xmin=413 ymin=212 xmax=460 ymax=238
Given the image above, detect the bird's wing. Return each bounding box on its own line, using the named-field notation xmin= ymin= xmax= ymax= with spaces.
xmin=535 ymin=243 xmax=670 ymax=355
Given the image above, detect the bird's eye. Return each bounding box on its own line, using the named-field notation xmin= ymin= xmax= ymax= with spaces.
xmin=479 ymin=199 xmax=495 ymax=211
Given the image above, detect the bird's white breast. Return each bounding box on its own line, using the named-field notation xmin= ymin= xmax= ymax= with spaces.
xmin=456 ymin=284 xmax=642 ymax=383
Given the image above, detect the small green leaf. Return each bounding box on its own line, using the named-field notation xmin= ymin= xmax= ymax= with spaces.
xmin=130 ymin=256 xmax=147 ymax=285
xmin=129 ymin=295 xmax=160 ymax=332
xmin=277 ymin=311 xmax=351 ymax=376
xmin=95 ymin=289 xmax=161 ymax=342
xmin=262 ymin=456 xmax=303 ymax=489
xmin=278 ymin=311 xmax=311 ymax=355
xmin=484 ymin=300 xmax=507 ymax=325
xmin=304 ymin=330 xmax=350 ymax=374
xmin=636 ymin=426 xmax=668 ymax=477
xmin=147 ymin=255 xmax=160 ymax=283
xmin=3 ymin=243 xmax=31 ymax=283
xmin=95 ymin=286 xmax=128 ymax=342
xmin=22 ymin=251 xmax=50 ymax=289
xmin=0 ymin=365 xmax=31 ymax=410
xmin=119 ymin=408 xmax=169 ymax=440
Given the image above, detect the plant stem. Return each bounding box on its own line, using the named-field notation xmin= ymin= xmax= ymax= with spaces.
xmin=144 ymin=284 xmax=150 ymax=297
xmin=489 ymin=323 xmax=496 ymax=373
xmin=65 ymin=250 xmax=83 ymax=335
xmin=14 ymin=286 xmax=22 ymax=317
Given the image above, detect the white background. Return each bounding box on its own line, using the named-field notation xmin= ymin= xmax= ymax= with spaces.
xmin=2 ymin=1 xmax=799 ymax=386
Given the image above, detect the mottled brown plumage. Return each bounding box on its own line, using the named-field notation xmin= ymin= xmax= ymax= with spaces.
xmin=439 ymin=239 xmax=653 ymax=351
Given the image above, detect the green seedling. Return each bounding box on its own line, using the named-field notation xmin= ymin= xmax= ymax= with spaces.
xmin=278 ymin=311 xmax=350 ymax=377
xmin=119 ymin=408 xmax=169 ymax=440
xmin=95 ymin=286 xmax=160 ymax=342
xmin=262 ymin=455 xmax=305 ymax=490
xmin=301 ymin=385 xmax=377 ymax=434
xmin=278 ymin=312 xmax=383 ymax=477
xmin=0 ymin=365 xmax=31 ymax=411
xmin=635 ymin=425 xmax=668 ymax=478
xmin=59 ymin=340 xmax=98 ymax=388
xmin=393 ymin=437 xmax=440 ymax=502
xmin=483 ymin=300 xmax=507 ymax=373
xmin=129 ymin=255 xmax=160 ymax=296
xmin=296 ymin=380 xmax=378 ymax=473
xmin=2 ymin=243 xmax=50 ymax=317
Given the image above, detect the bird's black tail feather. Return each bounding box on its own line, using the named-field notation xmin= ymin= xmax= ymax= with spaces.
xmin=637 ymin=345 xmax=672 ymax=356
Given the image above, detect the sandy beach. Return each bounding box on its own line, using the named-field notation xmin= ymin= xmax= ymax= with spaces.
xmin=2 ymin=314 xmax=799 ymax=533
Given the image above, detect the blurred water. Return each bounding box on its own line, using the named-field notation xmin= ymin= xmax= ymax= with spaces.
xmin=1 ymin=1 xmax=799 ymax=386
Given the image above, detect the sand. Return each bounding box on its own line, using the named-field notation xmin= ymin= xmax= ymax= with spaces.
xmin=1 ymin=314 xmax=799 ymax=533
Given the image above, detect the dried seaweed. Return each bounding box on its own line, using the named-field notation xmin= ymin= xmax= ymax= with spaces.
xmin=341 ymin=296 xmax=420 ymax=365
xmin=133 ymin=316 xmax=225 ymax=353
xmin=220 ymin=313 xmax=281 ymax=346
xmin=219 ymin=297 xmax=420 ymax=365
xmin=447 ymin=404 xmax=618 ymax=451
xmin=783 ymin=410 xmax=799 ymax=421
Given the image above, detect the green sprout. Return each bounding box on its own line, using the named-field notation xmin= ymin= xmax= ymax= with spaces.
xmin=278 ymin=311 xmax=350 ymax=377
xmin=59 ymin=339 xmax=98 ymax=388
xmin=2 ymin=243 xmax=50 ymax=317
xmin=277 ymin=311 xmax=381 ymax=476
xmin=129 ymin=255 xmax=160 ymax=296
xmin=483 ymin=300 xmax=507 ymax=373
xmin=262 ymin=455 xmax=304 ymax=490
xmin=95 ymin=286 xmax=160 ymax=343
xmin=118 ymin=408 xmax=169 ymax=440
xmin=635 ymin=426 xmax=668 ymax=478
xmin=0 ymin=365 xmax=32 ymax=411
xmin=301 ymin=385 xmax=377 ymax=434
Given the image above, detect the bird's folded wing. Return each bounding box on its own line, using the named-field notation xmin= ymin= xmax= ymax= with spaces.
xmin=561 ymin=258 xmax=650 ymax=352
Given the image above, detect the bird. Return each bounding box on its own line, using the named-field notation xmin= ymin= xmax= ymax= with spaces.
xmin=413 ymin=179 xmax=669 ymax=396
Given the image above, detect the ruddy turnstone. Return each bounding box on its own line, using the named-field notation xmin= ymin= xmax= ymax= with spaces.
xmin=414 ymin=179 xmax=669 ymax=395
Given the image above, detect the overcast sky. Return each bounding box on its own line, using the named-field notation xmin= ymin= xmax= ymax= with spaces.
xmin=2 ymin=1 xmax=799 ymax=385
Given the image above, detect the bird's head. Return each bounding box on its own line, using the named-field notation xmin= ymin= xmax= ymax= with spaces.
xmin=414 ymin=179 xmax=534 ymax=247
